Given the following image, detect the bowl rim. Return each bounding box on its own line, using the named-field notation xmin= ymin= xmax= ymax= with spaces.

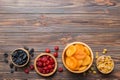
xmin=62 ymin=42 xmax=94 ymax=73
xmin=10 ymin=48 xmax=30 ymax=67
xmin=96 ymin=55 xmax=114 ymax=74
xmin=34 ymin=53 xmax=58 ymax=77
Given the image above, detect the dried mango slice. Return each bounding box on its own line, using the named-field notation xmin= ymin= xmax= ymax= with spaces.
xmin=66 ymin=45 xmax=76 ymax=57
xmin=66 ymin=57 xmax=77 ymax=70
xmin=82 ymin=55 xmax=91 ymax=66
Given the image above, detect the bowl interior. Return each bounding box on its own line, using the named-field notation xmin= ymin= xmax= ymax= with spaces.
xmin=62 ymin=42 xmax=93 ymax=73
xmin=10 ymin=48 xmax=30 ymax=67
xmin=34 ymin=53 xmax=57 ymax=77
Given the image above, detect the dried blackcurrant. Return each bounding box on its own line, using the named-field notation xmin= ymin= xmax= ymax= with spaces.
xmin=9 ymin=63 xmax=14 ymax=68
xmin=3 ymin=52 xmax=8 ymax=58
xmin=10 ymin=69 xmax=14 ymax=73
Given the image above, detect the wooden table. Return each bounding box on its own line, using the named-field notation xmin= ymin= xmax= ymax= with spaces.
xmin=0 ymin=0 xmax=120 ymax=80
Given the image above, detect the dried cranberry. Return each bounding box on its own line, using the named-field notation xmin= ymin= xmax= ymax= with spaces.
xmin=54 ymin=46 xmax=59 ymax=51
xmin=58 ymin=67 xmax=63 ymax=72
xmin=45 ymin=48 xmax=51 ymax=53
xmin=29 ymin=65 xmax=34 ymax=70
xmin=24 ymin=68 xmax=29 ymax=74
xmin=53 ymin=52 xmax=58 ymax=58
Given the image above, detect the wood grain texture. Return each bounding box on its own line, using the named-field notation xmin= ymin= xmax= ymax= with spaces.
xmin=0 ymin=0 xmax=120 ymax=14
xmin=0 ymin=0 xmax=120 ymax=80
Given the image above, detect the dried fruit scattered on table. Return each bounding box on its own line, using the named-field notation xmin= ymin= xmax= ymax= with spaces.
xmin=54 ymin=46 xmax=59 ymax=51
xmin=95 ymin=52 xmax=99 ymax=59
xmin=58 ymin=67 xmax=63 ymax=72
xmin=3 ymin=52 xmax=8 ymax=58
xmin=93 ymin=71 xmax=96 ymax=74
xmin=29 ymin=65 xmax=34 ymax=70
xmin=29 ymin=48 xmax=34 ymax=56
xmin=10 ymin=68 xmax=14 ymax=73
xmin=24 ymin=68 xmax=29 ymax=74
xmin=9 ymin=63 xmax=14 ymax=69
xmin=45 ymin=48 xmax=51 ymax=53
xmin=53 ymin=52 xmax=58 ymax=58
xmin=102 ymin=49 xmax=107 ymax=54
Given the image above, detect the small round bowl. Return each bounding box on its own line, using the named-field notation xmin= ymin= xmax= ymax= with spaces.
xmin=96 ymin=55 xmax=114 ymax=74
xmin=34 ymin=53 xmax=57 ymax=77
xmin=10 ymin=48 xmax=30 ymax=67
xmin=62 ymin=42 xmax=94 ymax=73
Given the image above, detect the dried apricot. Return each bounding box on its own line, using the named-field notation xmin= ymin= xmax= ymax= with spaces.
xmin=74 ymin=50 xmax=87 ymax=60
xmin=66 ymin=45 xmax=76 ymax=57
xmin=66 ymin=57 xmax=77 ymax=70
xmin=84 ymin=46 xmax=90 ymax=56
xmin=82 ymin=55 xmax=91 ymax=66
xmin=79 ymin=66 xmax=87 ymax=71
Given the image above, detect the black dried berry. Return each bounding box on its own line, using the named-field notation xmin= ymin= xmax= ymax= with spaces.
xmin=3 ymin=52 xmax=8 ymax=58
xmin=4 ymin=58 xmax=8 ymax=63
xmin=31 ymin=53 xmax=34 ymax=57
xmin=24 ymin=46 xmax=29 ymax=51
xmin=29 ymin=48 xmax=34 ymax=55
xmin=15 ymin=67 xmax=17 ymax=71
xmin=9 ymin=63 xmax=14 ymax=68
xmin=10 ymin=69 xmax=14 ymax=73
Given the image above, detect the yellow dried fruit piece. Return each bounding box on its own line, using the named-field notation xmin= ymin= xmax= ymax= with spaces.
xmin=95 ymin=52 xmax=99 ymax=59
xmin=66 ymin=57 xmax=77 ymax=70
xmin=84 ymin=46 xmax=90 ymax=56
xmin=79 ymin=66 xmax=87 ymax=71
xmin=93 ymin=71 xmax=97 ymax=74
xmin=82 ymin=55 xmax=91 ymax=66
xmin=66 ymin=45 xmax=76 ymax=57
xmin=102 ymin=49 xmax=107 ymax=54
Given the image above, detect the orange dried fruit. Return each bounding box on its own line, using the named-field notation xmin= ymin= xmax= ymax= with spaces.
xmin=75 ymin=44 xmax=84 ymax=52
xmin=74 ymin=50 xmax=87 ymax=60
xmin=79 ymin=66 xmax=87 ymax=71
xmin=66 ymin=45 xmax=76 ymax=57
xmin=82 ymin=55 xmax=91 ymax=66
xmin=66 ymin=57 xmax=77 ymax=70
xmin=84 ymin=46 xmax=90 ymax=56
xmin=75 ymin=60 xmax=83 ymax=70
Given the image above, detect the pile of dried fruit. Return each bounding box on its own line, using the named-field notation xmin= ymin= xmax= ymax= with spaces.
xmin=12 ymin=49 xmax=28 ymax=65
xmin=3 ymin=46 xmax=35 ymax=74
xmin=36 ymin=55 xmax=55 ymax=74
xmin=64 ymin=44 xmax=92 ymax=71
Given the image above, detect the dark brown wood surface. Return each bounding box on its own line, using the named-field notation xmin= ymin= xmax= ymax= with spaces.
xmin=0 ymin=0 xmax=120 ymax=80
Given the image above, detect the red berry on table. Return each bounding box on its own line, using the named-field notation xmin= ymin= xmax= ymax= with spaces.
xmin=58 ymin=67 xmax=63 ymax=72
xmin=53 ymin=52 xmax=58 ymax=58
xmin=45 ymin=48 xmax=51 ymax=53
xmin=24 ymin=68 xmax=29 ymax=74
xmin=54 ymin=46 xmax=59 ymax=51
xmin=29 ymin=65 xmax=34 ymax=70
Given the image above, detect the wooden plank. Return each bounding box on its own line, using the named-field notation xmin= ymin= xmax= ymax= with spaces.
xmin=0 ymin=14 xmax=120 ymax=27
xmin=0 ymin=0 xmax=119 ymax=14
